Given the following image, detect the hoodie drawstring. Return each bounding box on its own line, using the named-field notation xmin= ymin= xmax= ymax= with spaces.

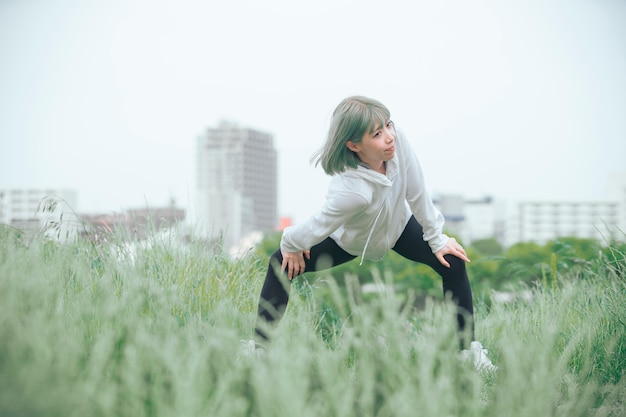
xmin=360 ymin=203 xmax=385 ymax=266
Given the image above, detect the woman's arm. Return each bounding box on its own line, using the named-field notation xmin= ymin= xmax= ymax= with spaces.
xmin=399 ymin=131 xmax=449 ymax=253
xmin=279 ymin=187 xmax=368 ymax=278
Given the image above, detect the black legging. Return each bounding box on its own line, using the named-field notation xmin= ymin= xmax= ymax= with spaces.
xmin=255 ymin=216 xmax=474 ymax=343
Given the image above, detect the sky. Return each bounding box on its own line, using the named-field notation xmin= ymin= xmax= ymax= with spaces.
xmin=1 ymin=0 xmax=625 ymax=225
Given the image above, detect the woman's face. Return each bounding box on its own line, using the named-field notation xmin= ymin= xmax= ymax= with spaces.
xmin=346 ymin=120 xmax=396 ymax=169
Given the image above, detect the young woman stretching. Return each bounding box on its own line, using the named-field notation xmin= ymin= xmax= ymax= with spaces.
xmin=254 ymin=95 xmax=495 ymax=371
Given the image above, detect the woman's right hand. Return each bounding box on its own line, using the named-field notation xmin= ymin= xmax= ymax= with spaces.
xmin=281 ymin=249 xmax=311 ymax=280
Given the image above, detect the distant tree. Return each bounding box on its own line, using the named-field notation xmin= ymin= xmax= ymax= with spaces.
xmin=254 ymin=230 xmax=282 ymax=260
xmin=493 ymin=241 xmax=550 ymax=288
xmin=254 ymin=231 xmax=619 ymax=298
xmin=471 ymin=238 xmax=504 ymax=257
xmin=602 ymin=239 xmax=626 ymax=277
xmin=490 ymin=237 xmax=612 ymax=289
xmin=376 ymin=251 xmax=441 ymax=297
xmin=465 ymin=245 xmax=501 ymax=295
xmin=547 ymin=237 xmax=601 ymax=266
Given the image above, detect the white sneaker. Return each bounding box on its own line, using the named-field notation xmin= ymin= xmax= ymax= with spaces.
xmin=461 ymin=341 xmax=497 ymax=372
xmin=238 ymin=339 xmax=266 ymax=359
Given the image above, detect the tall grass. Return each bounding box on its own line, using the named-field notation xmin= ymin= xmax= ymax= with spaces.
xmin=0 ymin=225 xmax=624 ymax=417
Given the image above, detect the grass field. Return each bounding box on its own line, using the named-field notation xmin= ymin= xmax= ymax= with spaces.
xmin=0 ymin=225 xmax=624 ymax=417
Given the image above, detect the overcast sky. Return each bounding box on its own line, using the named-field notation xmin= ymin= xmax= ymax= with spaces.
xmin=1 ymin=0 xmax=625 ymax=225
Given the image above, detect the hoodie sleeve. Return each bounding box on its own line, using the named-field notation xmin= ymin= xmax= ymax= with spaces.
xmin=400 ymin=132 xmax=449 ymax=253
xmin=280 ymin=183 xmax=369 ymax=253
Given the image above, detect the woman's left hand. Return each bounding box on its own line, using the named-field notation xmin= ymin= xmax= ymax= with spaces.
xmin=435 ymin=237 xmax=470 ymax=268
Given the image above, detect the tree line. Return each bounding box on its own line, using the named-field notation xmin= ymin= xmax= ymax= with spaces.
xmin=255 ymin=231 xmax=626 ymax=299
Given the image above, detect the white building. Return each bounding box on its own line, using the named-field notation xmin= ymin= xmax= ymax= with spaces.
xmin=607 ymin=172 xmax=626 ymax=233
xmin=196 ymin=121 xmax=278 ymax=251
xmin=0 ymin=188 xmax=78 ymax=236
xmin=503 ymin=173 xmax=626 ymax=246
xmin=433 ymin=194 xmax=505 ymax=244
xmin=433 ymin=182 xmax=626 ymax=248
xmin=507 ymin=201 xmax=620 ymax=246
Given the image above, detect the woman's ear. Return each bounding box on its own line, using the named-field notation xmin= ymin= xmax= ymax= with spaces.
xmin=346 ymin=141 xmax=359 ymax=152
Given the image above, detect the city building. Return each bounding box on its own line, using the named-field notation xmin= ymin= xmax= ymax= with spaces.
xmin=433 ymin=180 xmax=626 ymax=248
xmin=503 ymin=173 xmax=626 ymax=246
xmin=607 ymin=172 xmax=626 ymax=234
xmin=0 ymin=188 xmax=78 ymax=236
xmin=433 ymin=194 xmax=504 ymax=245
xmin=506 ymin=201 xmax=622 ymax=246
xmin=80 ymin=200 xmax=186 ymax=241
xmin=196 ymin=121 xmax=278 ymax=252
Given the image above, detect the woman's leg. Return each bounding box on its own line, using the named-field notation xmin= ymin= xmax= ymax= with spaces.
xmin=392 ymin=216 xmax=475 ymax=345
xmin=255 ymin=237 xmax=356 ymax=340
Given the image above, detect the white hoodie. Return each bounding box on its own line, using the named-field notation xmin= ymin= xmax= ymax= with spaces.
xmin=281 ymin=128 xmax=449 ymax=262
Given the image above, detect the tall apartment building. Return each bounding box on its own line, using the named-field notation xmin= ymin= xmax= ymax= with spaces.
xmin=196 ymin=121 xmax=278 ymax=251
xmin=0 ymin=188 xmax=78 ymax=233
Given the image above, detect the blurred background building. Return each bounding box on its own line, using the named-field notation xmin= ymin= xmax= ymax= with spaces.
xmin=507 ymin=201 xmax=621 ymax=246
xmin=195 ymin=121 xmax=278 ymax=252
xmin=0 ymin=188 xmax=78 ymax=234
xmin=502 ymin=173 xmax=626 ymax=246
xmin=433 ymin=195 xmax=505 ymax=245
xmin=80 ymin=198 xmax=185 ymax=241
xmin=1 ymin=160 xmax=623 ymax=252
xmin=433 ymin=173 xmax=626 ymax=247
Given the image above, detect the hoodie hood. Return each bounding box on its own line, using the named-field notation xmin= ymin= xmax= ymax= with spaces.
xmin=343 ymin=154 xmax=399 ymax=186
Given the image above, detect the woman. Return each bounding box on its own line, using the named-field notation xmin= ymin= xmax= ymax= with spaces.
xmin=254 ymin=95 xmax=495 ymax=371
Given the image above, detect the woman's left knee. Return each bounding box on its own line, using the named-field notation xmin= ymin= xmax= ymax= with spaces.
xmin=445 ymin=254 xmax=467 ymax=271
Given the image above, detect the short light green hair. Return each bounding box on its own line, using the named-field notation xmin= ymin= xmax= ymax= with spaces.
xmin=311 ymin=96 xmax=391 ymax=175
